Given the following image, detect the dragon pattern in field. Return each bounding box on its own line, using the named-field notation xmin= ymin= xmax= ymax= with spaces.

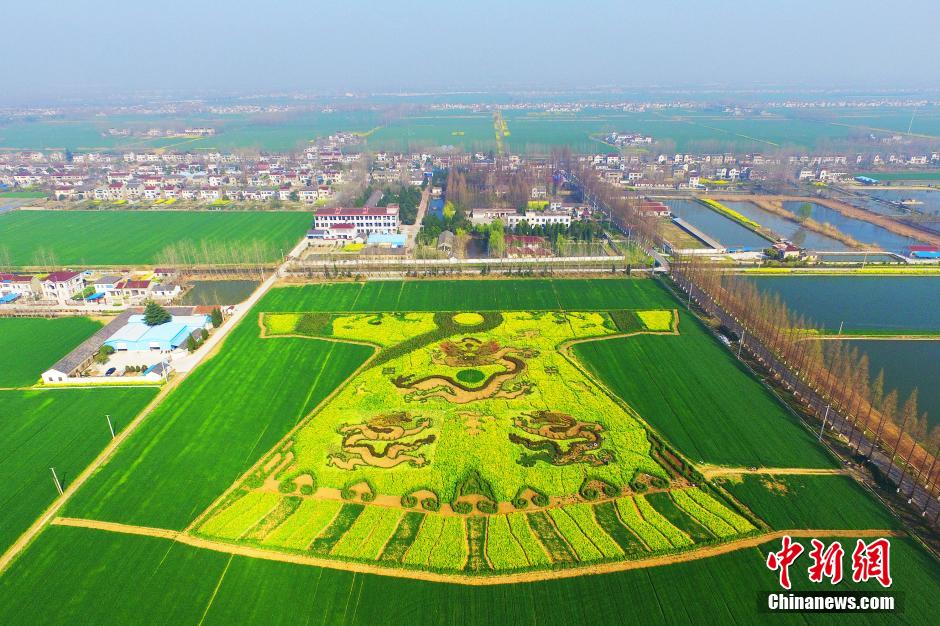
xmin=509 ymin=410 xmax=614 ymax=467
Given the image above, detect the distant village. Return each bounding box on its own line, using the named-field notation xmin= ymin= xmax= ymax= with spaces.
xmin=3 ymin=134 xmax=939 ymax=205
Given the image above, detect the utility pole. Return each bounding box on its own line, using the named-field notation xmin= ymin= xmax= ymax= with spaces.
xmin=738 ymin=330 xmax=746 ymax=359
xmin=50 ymin=467 xmax=63 ymax=495
xmin=818 ymin=403 xmax=831 ymax=441
xmin=105 ymin=414 xmax=115 ymax=439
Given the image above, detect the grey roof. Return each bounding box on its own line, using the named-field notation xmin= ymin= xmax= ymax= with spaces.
xmin=95 ymin=275 xmax=124 ymax=284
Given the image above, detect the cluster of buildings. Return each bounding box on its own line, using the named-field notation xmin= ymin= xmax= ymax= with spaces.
xmin=0 ymin=268 xmax=181 ymax=307
xmin=578 ymin=148 xmax=940 ymax=189
xmin=0 ymin=142 xmax=357 ymax=204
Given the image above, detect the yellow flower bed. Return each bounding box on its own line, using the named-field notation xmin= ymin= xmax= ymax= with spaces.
xmin=636 ymin=310 xmax=674 ymax=332
xmin=263 ymin=313 xmax=299 ymax=335
xmin=452 ymin=312 xmax=485 ymax=326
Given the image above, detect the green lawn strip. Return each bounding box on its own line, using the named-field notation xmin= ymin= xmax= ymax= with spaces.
xmin=64 ymin=313 xmax=373 ymax=530
xmin=378 ymin=511 xmax=425 ymax=563
xmin=0 ymin=387 xmax=156 ymax=553
xmin=506 ymin=511 xmax=551 ymax=566
xmin=718 ymin=474 xmax=902 ymax=531
xmin=670 ymin=490 xmax=738 ymax=538
xmin=427 ymin=516 xmax=468 ymax=571
xmin=401 ymin=514 xmax=446 ymax=567
xmin=526 ymin=511 xmax=577 ymax=564
xmin=484 ymin=513 xmax=530 ymax=570
xmin=5 ymin=526 xmax=938 ymax=623
xmin=633 ymin=495 xmax=694 ymax=548
xmin=260 ymin=499 xmax=343 ymax=550
xmin=593 ymin=501 xmax=650 ymax=556
xmin=0 ymin=317 xmax=102 ymax=387
xmin=309 ymin=503 xmax=364 ymax=554
xmin=329 ymin=505 xmax=403 ymax=560
xmin=259 ymin=278 xmax=675 ymax=313
xmin=0 ymin=210 xmax=311 ymax=266
xmin=464 ymin=516 xmax=491 ymax=572
xmin=573 ymin=310 xmax=837 ymax=468
xmin=195 ymin=490 xmax=282 ymax=540
xmin=644 ymin=492 xmax=715 ymax=543
xmin=613 ymin=497 xmax=672 ymax=551
xmin=243 ymin=496 xmax=302 ymax=542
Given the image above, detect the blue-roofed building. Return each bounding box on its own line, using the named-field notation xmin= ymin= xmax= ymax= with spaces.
xmin=367 ymin=232 xmax=407 ymax=248
xmin=104 ymin=314 xmax=210 ymax=352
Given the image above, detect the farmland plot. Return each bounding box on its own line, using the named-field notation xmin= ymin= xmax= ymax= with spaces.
xmin=0 ymin=387 xmax=156 ymax=552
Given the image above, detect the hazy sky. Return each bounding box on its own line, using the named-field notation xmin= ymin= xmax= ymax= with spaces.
xmin=4 ymin=0 xmax=938 ymax=100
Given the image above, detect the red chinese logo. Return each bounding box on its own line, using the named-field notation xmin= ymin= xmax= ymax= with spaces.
xmin=766 ymin=535 xmax=804 ymax=589
xmin=807 ymin=539 xmax=844 ymax=584
xmin=766 ymin=537 xmax=892 ymax=589
xmin=851 ymin=538 xmax=893 ymax=588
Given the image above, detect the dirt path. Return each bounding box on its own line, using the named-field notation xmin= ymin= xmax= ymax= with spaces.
xmin=51 ymin=517 xmax=903 ymax=586
xmin=711 ymin=194 xmax=940 ymax=247
xmin=699 ymin=466 xmax=849 ymax=479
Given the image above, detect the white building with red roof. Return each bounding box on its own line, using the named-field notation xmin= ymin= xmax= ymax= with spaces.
xmin=40 ymin=271 xmax=84 ymax=304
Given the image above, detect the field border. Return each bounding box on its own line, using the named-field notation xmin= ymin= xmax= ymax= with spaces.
xmin=52 ymin=517 xmax=904 ymax=586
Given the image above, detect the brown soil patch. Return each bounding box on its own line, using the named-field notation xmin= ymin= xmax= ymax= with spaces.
xmin=761 ymin=477 xmax=790 ymax=495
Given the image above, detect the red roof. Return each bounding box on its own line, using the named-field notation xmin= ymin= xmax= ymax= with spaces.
xmin=121 ymin=280 xmax=151 ymax=289
xmin=44 ymin=271 xmax=81 ymax=283
xmin=1 ymin=273 xmax=34 ymax=283
xmin=317 ymin=206 xmax=398 ymax=217
xmin=330 ymin=223 xmax=356 ymax=229
xmin=908 ymin=245 xmax=939 ymax=252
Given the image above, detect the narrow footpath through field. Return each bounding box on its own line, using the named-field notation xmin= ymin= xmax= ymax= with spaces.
xmin=698 ymin=466 xmax=849 ymax=480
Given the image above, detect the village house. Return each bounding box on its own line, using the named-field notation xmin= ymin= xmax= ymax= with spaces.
xmin=0 ymin=273 xmax=41 ymax=301
xmin=40 ymin=271 xmax=84 ymax=305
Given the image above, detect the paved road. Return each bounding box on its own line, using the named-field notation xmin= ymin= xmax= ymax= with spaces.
xmin=403 ymin=186 xmax=430 ymax=250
